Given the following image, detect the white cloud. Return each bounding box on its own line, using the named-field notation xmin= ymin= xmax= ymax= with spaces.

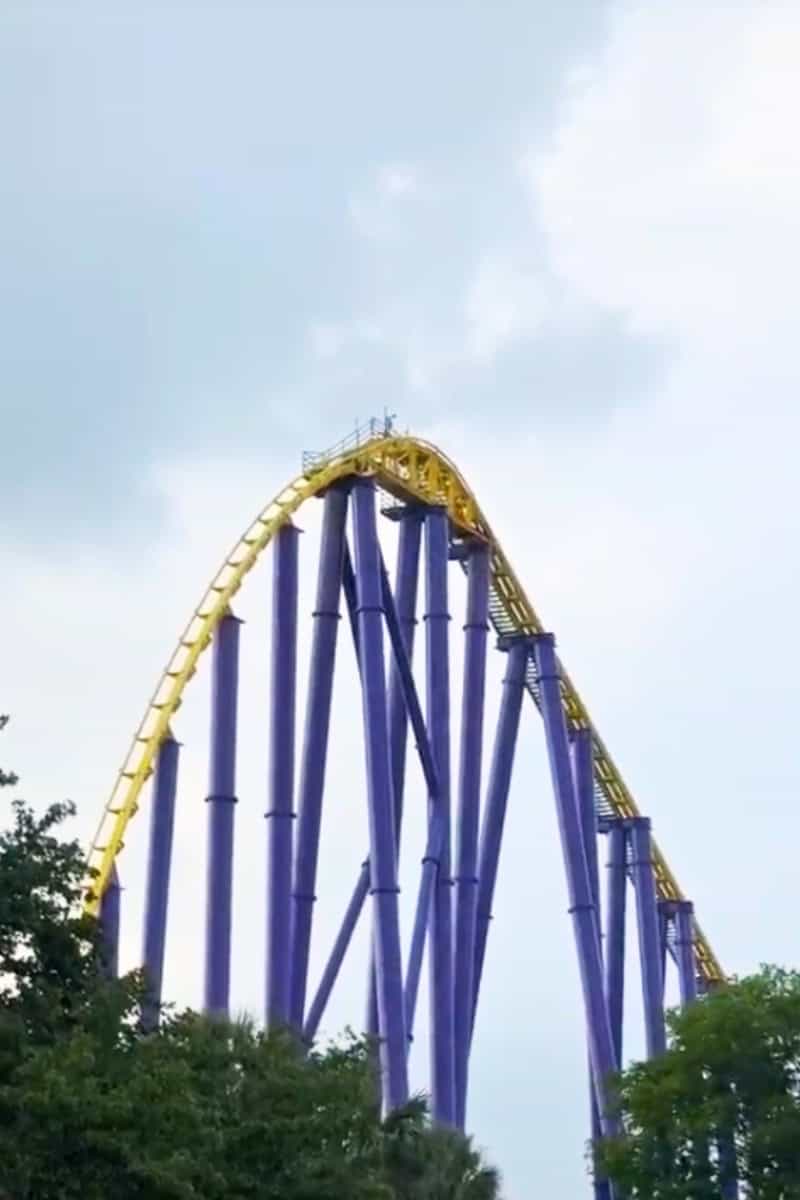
xmin=376 ymin=163 xmax=418 ymax=197
xmin=463 ymin=251 xmax=548 ymax=361
xmin=348 ymin=161 xmax=422 ymax=241
xmin=526 ymin=2 xmax=800 ymax=346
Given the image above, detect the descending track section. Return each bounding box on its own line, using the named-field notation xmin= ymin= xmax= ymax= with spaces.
xmin=87 ymin=422 xmax=725 ymax=1179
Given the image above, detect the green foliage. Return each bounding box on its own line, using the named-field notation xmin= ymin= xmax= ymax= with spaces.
xmin=382 ymin=1098 xmax=502 ymax=1199
xmin=0 ymin=758 xmax=502 ymax=1199
xmin=0 ymin=715 xmax=18 ymax=789
xmin=600 ymin=967 xmax=800 ymax=1198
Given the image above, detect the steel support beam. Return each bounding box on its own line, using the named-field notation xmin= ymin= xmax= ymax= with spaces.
xmin=533 ymin=633 xmax=618 ymax=1134
xmin=604 ymin=820 xmax=627 ymax=1068
xmin=658 ymin=900 xmax=670 ymax=1004
xmin=303 ymin=861 xmax=370 ymax=1044
xmin=99 ymin=863 xmax=120 ymax=978
xmin=404 ymin=810 xmax=444 ymax=1044
xmin=386 ymin=511 xmax=423 ymax=843
xmin=424 ymin=505 xmax=455 ymax=1125
xmin=674 ymin=900 xmax=697 ymax=1007
xmin=574 ymin=728 xmax=611 ymax=1200
xmin=266 ymin=523 xmax=299 ymax=1029
xmin=142 ymin=733 xmax=179 ymax=1030
xmin=378 ymin=544 xmax=443 ymax=1046
xmin=453 ymin=541 xmax=490 ymax=1129
xmin=204 ymin=611 xmax=241 ymax=1016
xmin=352 ymin=480 xmax=409 ymax=1111
xmin=472 ymin=639 xmax=529 ymax=1036
xmin=628 ymin=817 xmax=666 ymax=1058
xmin=290 ymin=489 xmax=347 ymax=1029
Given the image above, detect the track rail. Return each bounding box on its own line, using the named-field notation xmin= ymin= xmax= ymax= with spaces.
xmin=85 ymin=434 xmax=723 ymax=984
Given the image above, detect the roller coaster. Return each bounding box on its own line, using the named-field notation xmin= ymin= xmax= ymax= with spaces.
xmin=86 ymin=419 xmax=725 ymax=1196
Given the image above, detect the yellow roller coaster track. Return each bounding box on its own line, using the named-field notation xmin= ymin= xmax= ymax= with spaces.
xmin=85 ymin=432 xmax=724 ymax=985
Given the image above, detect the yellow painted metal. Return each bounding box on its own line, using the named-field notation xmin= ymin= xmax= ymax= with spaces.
xmin=85 ymin=433 xmax=724 ymax=984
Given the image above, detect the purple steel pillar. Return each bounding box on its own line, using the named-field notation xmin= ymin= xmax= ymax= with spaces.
xmin=533 ymin=633 xmax=618 ymax=1133
xmin=367 ymin=511 xmax=422 ymax=1038
xmin=658 ymin=901 xmax=670 ymax=1004
xmin=99 ymin=863 xmax=120 ymax=978
xmin=387 ymin=511 xmax=423 ymax=843
xmin=424 ymin=505 xmax=455 ymax=1126
xmin=266 ymin=522 xmax=299 ymax=1029
xmin=205 ymin=611 xmax=241 ymax=1016
xmin=574 ymin=728 xmax=611 ymax=1200
xmin=604 ymin=820 xmax=627 ymax=1067
xmin=290 ymin=489 xmax=347 ymax=1029
xmin=404 ymin=809 xmax=444 ymax=1042
xmin=453 ymin=541 xmax=490 ymax=1129
xmin=142 ymin=733 xmax=180 ymax=1030
xmin=352 ymin=480 xmax=408 ymax=1111
xmin=472 ymin=639 xmax=528 ymax=1034
xmin=674 ymin=900 xmax=697 ymax=1008
xmin=628 ymin=817 xmax=666 ymax=1058
xmin=303 ymin=861 xmax=371 ymax=1044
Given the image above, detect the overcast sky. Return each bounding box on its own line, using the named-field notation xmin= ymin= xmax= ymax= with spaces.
xmin=3 ymin=2 xmax=800 ymax=1196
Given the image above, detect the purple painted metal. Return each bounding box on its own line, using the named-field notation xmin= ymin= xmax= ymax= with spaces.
xmin=142 ymin=733 xmax=179 ymax=1030
xmin=573 ymin=728 xmax=610 ymax=1200
xmin=533 ymin=633 xmax=618 ymax=1134
xmin=453 ymin=541 xmax=490 ymax=1129
xmin=471 ymin=639 xmax=529 ymax=1036
xmin=628 ymin=816 xmax=666 ymax=1058
xmin=303 ymin=861 xmax=370 ymax=1044
xmin=380 ymin=556 xmax=439 ymax=798
xmin=367 ymin=515 xmax=422 ymax=1036
xmin=266 ymin=523 xmax=299 ymax=1029
xmin=352 ymin=480 xmax=409 ymax=1111
xmin=424 ymin=505 xmax=455 ymax=1126
xmin=290 ymin=489 xmax=348 ymax=1029
xmin=674 ymin=900 xmax=697 ymax=1007
xmin=604 ymin=820 xmax=627 ymax=1067
xmin=658 ymin=901 xmax=671 ymax=1004
xmin=99 ymin=863 xmax=120 ymax=978
xmin=404 ymin=810 xmax=445 ymax=1043
xmin=373 ymin=546 xmax=444 ymax=1042
xmin=386 ymin=512 xmax=423 ymax=841
xmin=205 ymin=611 xmax=241 ymax=1016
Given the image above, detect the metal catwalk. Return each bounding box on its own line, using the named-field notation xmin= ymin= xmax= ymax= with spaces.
xmin=86 ymin=423 xmax=728 ymax=1197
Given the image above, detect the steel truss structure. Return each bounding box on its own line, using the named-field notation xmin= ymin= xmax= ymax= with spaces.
xmin=88 ymin=424 xmax=730 ymax=1197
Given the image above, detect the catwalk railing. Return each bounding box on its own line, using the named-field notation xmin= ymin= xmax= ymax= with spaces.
xmin=88 ymin=430 xmax=730 ymax=1198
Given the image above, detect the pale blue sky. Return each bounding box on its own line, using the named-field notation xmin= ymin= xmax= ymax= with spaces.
xmin=4 ymin=3 xmax=800 ymax=1197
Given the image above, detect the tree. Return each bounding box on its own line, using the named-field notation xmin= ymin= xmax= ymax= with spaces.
xmin=0 ymin=738 xmax=503 ymax=1199
xmin=600 ymin=967 xmax=800 ymax=1198
xmin=382 ymin=1098 xmax=502 ymax=1199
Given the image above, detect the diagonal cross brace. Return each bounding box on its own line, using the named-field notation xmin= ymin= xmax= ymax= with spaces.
xmin=342 ymin=540 xmax=440 ymax=800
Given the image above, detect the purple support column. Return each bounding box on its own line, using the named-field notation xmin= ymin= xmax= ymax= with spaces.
xmin=352 ymin=480 xmax=409 ymax=1111
xmin=574 ymin=728 xmax=611 ymax=1200
xmin=404 ymin=810 xmax=444 ymax=1043
xmin=424 ymin=505 xmax=455 ymax=1126
xmin=99 ymin=863 xmax=120 ymax=978
xmin=472 ymin=639 xmax=529 ymax=1036
xmin=658 ymin=901 xmax=671 ymax=1004
xmin=533 ymin=633 xmax=618 ymax=1134
xmin=266 ymin=523 xmax=299 ymax=1029
xmin=142 ymin=733 xmax=179 ymax=1030
xmin=604 ymin=820 xmax=627 ymax=1067
xmin=368 ymin=527 xmax=425 ymax=1038
xmin=674 ymin=900 xmax=697 ymax=1008
xmin=453 ymin=541 xmax=490 ymax=1129
xmin=628 ymin=817 xmax=666 ymax=1058
xmin=290 ymin=489 xmax=347 ymax=1029
xmin=387 ymin=512 xmax=423 ymax=842
xmin=303 ymin=861 xmax=370 ymax=1044
xmin=205 ymin=611 xmax=241 ymax=1016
